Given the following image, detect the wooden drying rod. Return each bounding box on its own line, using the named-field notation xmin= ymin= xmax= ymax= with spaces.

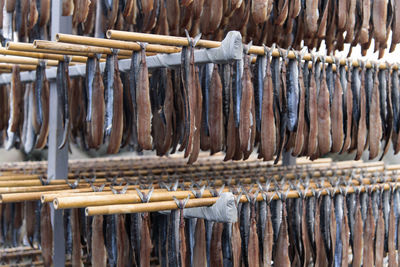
xmin=0 ymin=162 xmax=383 ymax=189
xmin=85 ymin=179 xmax=398 ymax=216
xmin=52 ymin=171 xmax=395 ymax=209
xmin=0 ymin=47 xmax=88 ymax=63
xmin=107 ymin=30 xmax=391 ymax=69
xmin=56 ymin=33 xmax=181 ymax=54
xmin=0 ymin=56 xmax=59 ymax=66
xmin=0 ymin=164 xmax=385 ymax=202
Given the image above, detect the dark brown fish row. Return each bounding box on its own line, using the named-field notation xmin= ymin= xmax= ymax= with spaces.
xmin=4 ymin=0 xmax=400 ymax=59
xmin=2 ymin=51 xmax=400 ymax=163
xmin=4 ymin=183 xmax=400 ymax=267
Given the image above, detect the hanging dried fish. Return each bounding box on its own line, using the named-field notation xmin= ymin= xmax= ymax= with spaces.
xmin=209 ymin=64 xmax=223 ymax=154
xmin=355 ymin=63 xmax=367 ymax=160
xmin=307 ymin=57 xmax=318 ymax=156
xmin=305 ymin=0 xmax=319 ymax=36
xmin=104 ymin=215 xmax=117 ymax=267
xmin=341 ymin=62 xmax=353 ymax=153
xmin=260 ymin=48 xmax=275 ymax=160
xmin=239 ymin=45 xmax=256 ymax=158
xmin=137 ymin=43 xmax=152 ymax=150
xmin=317 ymin=58 xmax=331 ymax=156
xmin=40 ymin=202 xmax=53 ymax=267
xmin=86 ymin=54 xmax=104 ymax=149
xmin=274 ymin=196 xmax=291 ymax=266
xmin=330 ymin=60 xmax=344 ymax=153
xmin=57 ymin=57 xmax=71 ymax=149
xmin=286 ymin=52 xmax=299 ymax=132
xmin=91 ymin=215 xmax=106 ymax=267
xmin=193 ymin=218 xmax=207 ymax=267
xmin=34 ymin=62 xmax=49 ymax=150
xmin=5 ymin=65 xmax=22 ymax=150
xmin=292 ymin=53 xmax=306 ymax=156
xmin=369 ymin=66 xmax=382 ymax=159
xmin=274 ymin=55 xmax=288 ymax=164
xmin=375 ymin=191 xmax=385 ymax=267
xmin=314 ymin=193 xmax=328 ymax=267
xmin=71 ymin=209 xmax=83 ymax=267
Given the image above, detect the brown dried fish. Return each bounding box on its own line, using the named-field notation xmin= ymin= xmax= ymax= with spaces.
xmin=305 ymin=0 xmax=319 ymax=36
xmin=390 ymin=0 xmax=400 ymax=51
xmin=232 ymin=221 xmax=242 ymax=267
xmin=140 ymin=213 xmax=152 ymax=267
xmin=369 ymin=67 xmax=382 ymax=159
xmin=292 ymin=58 xmax=305 ymax=156
xmin=314 ymin=196 xmax=328 ymax=267
xmin=251 ymin=0 xmax=269 ymax=24
xmin=275 ymin=0 xmax=289 ymax=26
xmin=355 ymin=65 xmax=367 ymax=160
xmin=375 ymin=202 xmax=385 ymax=267
xmin=91 ymin=215 xmax=106 ymax=267
xmin=263 ymin=201 xmax=273 ymax=267
xmin=240 ymin=53 xmax=255 ymax=156
xmin=137 ymin=43 xmax=152 ymax=150
xmin=261 ymin=52 xmax=275 ymax=160
xmin=373 ymin=0 xmax=388 ymax=45
xmin=209 ymin=65 xmax=223 ymax=154
xmin=200 ymin=0 xmax=223 ymax=35
xmin=35 ymin=76 xmax=49 ymax=149
xmin=39 ymin=0 xmax=50 ymax=27
xmin=71 ymin=209 xmax=82 ymax=267
xmin=331 ymin=63 xmax=344 ymax=153
xmin=344 ymin=0 xmax=356 ymax=43
xmin=341 ymin=66 xmax=353 ymax=153
xmin=363 ymin=192 xmax=375 ymax=267
xmin=188 ymin=66 xmax=202 ymax=164
xmin=274 ymin=201 xmax=291 ymax=266
xmin=72 ymin=0 xmax=91 ymax=26
xmin=106 ymin=52 xmax=124 ymax=154
xmin=352 ymin=193 xmax=363 ymax=266
xmin=210 ymin=222 xmax=224 ymax=267
xmin=308 ymin=59 xmax=318 ymax=156
xmin=193 ymin=219 xmax=207 ymax=267
xmin=62 ymin=0 xmax=74 ymax=16
xmin=317 ymin=61 xmax=331 ymax=156
xmin=302 ymin=197 xmax=312 ymax=267
xmin=90 ymin=55 xmax=105 ymax=149
xmin=388 ymin=190 xmax=396 ymax=267
xmin=40 ymin=202 xmax=52 ymax=267
xmin=341 ymin=195 xmax=350 ymax=266
xmin=248 ymin=206 xmax=260 ymax=267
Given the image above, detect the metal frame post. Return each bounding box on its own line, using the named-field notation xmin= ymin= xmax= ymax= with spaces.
xmin=282 ymin=150 xmax=296 ymax=166
xmin=48 ymin=1 xmax=72 ymax=266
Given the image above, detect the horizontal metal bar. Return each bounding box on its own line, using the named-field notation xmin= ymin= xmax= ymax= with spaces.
xmin=0 ymin=31 xmax=243 ymax=85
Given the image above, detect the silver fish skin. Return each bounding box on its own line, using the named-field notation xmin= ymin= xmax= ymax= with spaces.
xmin=391 ymin=69 xmax=400 ymax=133
xmin=240 ymin=201 xmax=251 ymax=267
xmin=24 ymin=84 xmax=36 ymax=153
xmin=286 ymin=58 xmax=299 ymax=131
xmin=255 ymin=55 xmax=267 ymax=132
xmin=103 ymin=53 xmax=115 ymax=137
xmin=334 ymin=194 xmax=344 ymax=267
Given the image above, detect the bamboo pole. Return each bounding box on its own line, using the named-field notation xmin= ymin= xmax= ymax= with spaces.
xmin=33 ymin=40 xmax=132 ymax=57
xmin=86 ymin=180 xmax=395 ymax=216
xmin=7 ymin=41 xmax=96 ymax=56
xmin=107 ymin=30 xmax=221 ymax=49
xmin=106 ymin=31 xmax=391 ymax=69
xmin=0 ymin=64 xmax=37 ymax=71
xmin=56 ymin=33 xmax=181 ymax=54
xmin=0 ymin=47 xmax=88 ymax=63
xmin=54 ymin=171 xmax=393 ymax=209
xmin=86 ymin=197 xmax=219 ymax=215
xmin=0 ymin=56 xmax=59 ymax=66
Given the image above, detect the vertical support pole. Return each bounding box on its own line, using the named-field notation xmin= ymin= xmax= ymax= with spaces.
xmin=282 ymin=150 xmax=296 ymax=166
xmin=48 ymin=2 xmax=72 ymax=267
